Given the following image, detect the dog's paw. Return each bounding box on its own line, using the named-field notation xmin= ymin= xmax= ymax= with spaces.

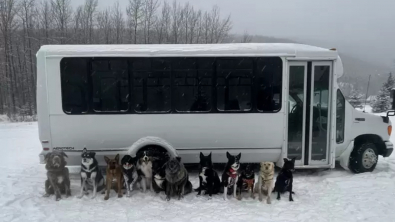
xmin=118 ymin=194 xmax=123 ymax=198
xmin=55 ymin=196 xmax=61 ymax=201
xmin=259 ymin=197 xmax=263 ymax=202
xmin=166 ymin=196 xmax=170 ymax=201
xmin=267 ymin=198 xmax=271 ymax=204
xmin=237 ymin=195 xmax=242 ymax=201
xmin=77 ymin=194 xmax=84 ymax=199
xmin=104 ymin=196 xmax=109 ymax=200
xmin=207 ymin=196 xmax=212 ymax=200
xmin=43 ymin=193 xmax=50 ymax=198
xmin=126 ymin=193 xmax=131 ymax=197
xmin=91 ymin=195 xmax=96 ymax=199
xmin=289 ymin=197 xmax=294 ymax=202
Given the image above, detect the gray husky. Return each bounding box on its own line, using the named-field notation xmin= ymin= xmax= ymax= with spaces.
xmin=165 ymin=157 xmax=192 ymax=201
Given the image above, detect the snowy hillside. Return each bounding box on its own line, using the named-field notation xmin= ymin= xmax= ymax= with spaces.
xmin=1 ymin=120 xmax=395 ymax=222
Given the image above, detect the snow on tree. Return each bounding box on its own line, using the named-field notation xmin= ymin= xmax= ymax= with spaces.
xmin=372 ymin=73 xmax=394 ymax=113
xmin=347 ymin=89 xmax=364 ymax=108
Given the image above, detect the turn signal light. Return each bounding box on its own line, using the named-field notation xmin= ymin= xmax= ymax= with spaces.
xmin=43 ymin=148 xmax=49 ymax=151
xmin=388 ymin=125 xmax=392 ymax=136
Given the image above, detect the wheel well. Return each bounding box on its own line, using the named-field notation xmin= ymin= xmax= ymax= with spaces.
xmin=136 ymin=145 xmax=168 ymax=156
xmin=354 ymin=134 xmax=386 ymax=155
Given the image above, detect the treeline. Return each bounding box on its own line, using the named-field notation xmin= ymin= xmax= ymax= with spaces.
xmin=0 ymin=0 xmax=232 ymax=120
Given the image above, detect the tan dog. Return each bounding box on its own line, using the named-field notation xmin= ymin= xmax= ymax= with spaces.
xmin=104 ymin=154 xmax=123 ymax=200
xmin=255 ymin=162 xmax=274 ymax=204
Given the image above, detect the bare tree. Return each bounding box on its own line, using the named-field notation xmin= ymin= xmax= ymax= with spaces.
xmin=97 ymin=8 xmax=112 ymax=44
xmin=170 ymin=0 xmax=183 ymax=44
xmin=241 ymin=30 xmax=252 ymax=43
xmin=51 ymin=0 xmax=72 ymax=44
xmin=142 ymin=0 xmax=158 ymax=43
xmin=37 ymin=0 xmax=53 ymax=44
xmin=0 ymin=0 xmax=19 ymax=116
xmin=81 ymin=0 xmax=98 ymax=44
xmin=111 ymin=1 xmax=124 ymax=44
xmin=126 ymin=0 xmax=144 ymax=44
xmin=154 ymin=0 xmax=170 ymax=43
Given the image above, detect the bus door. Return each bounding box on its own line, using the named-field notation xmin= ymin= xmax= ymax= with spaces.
xmin=286 ymin=61 xmax=333 ymax=166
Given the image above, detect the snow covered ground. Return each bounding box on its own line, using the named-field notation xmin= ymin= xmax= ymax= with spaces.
xmin=1 ymin=118 xmax=395 ymax=222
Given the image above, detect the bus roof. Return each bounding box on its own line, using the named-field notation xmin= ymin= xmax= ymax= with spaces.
xmin=38 ymin=43 xmax=339 ymax=59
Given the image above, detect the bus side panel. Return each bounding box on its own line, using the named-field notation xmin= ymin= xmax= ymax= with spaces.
xmin=37 ymin=51 xmax=52 ymax=157
xmin=49 ymin=114 xmax=284 ymax=164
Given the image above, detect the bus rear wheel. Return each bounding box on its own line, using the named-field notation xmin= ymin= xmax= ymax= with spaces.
xmin=349 ymin=142 xmax=378 ymax=173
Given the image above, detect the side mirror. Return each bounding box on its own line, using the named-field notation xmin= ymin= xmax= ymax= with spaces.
xmin=392 ymin=89 xmax=395 ymax=110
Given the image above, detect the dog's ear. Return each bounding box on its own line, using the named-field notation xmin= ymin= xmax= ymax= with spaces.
xmin=291 ymin=157 xmax=296 ymax=163
xmin=91 ymin=152 xmax=96 ymax=158
xmin=208 ymin=152 xmax=212 ymax=158
xmin=283 ymin=158 xmax=289 ymax=163
xmin=236 ymin=153 xmax=241 ymax=160
xmin=260 ymin=162 xmax=264 ymax=167
xmin=200 ymin=152 xmax=204 ymax=159
xmin=115 ymin=154 xmax=120 ymax=163
xmin=226 ymin=151 xmax=231 ymax=159
xmin=176 ymin=156 xmax=181 ymax=162
xmin=104 ymin=156 xmax=110 ymax=164
xmin=61 ymin=151 xmax=68 ymax=158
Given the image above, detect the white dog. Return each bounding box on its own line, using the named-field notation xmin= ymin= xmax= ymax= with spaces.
xmin=255 ymin=162 xmax=274 ymax=204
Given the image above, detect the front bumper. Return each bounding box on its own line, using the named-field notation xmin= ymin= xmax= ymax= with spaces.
xmin=383 ymin=141 xmax=394 ymax=157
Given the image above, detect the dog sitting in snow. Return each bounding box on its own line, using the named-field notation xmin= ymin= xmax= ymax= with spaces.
xmin=121 ymin=155 xmax=139 ymax=197
xmin=165 ymin=157 xmax=193 ymax=201
xmin=152 ymin=155 xmax=169 ymax=193
xmin=237 ymin=163 xmax=255 ymax=200
xmin=136 ymin=151 xmax=153 ymax=192
xmin=221 ymin=152 xmax=241 ymax=200
xmin=104 ymin=154 xmax=123 ymax=200
xmin=43 ymin=151 xmax=71 ymax=201
xmin=195 ymin=152 xmax=221 ymax=198
xmin=255 ymin=161 xmax=274 ymax=204
xmin=78 ymin=148 xmax=105 ymax=199
xmin=274 ymin=157 xmax=296 ymax=201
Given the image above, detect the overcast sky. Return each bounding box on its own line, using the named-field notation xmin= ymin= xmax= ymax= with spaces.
xmin=70 ymin=0 xmax=395 ymax=68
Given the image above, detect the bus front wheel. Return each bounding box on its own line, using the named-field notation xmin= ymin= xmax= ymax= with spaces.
xmin=349 ymin=142 xmax=378 ymax=173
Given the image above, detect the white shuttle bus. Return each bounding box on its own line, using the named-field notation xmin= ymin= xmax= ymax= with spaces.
xmin=36 ymin=43 xmax=394 ymax=173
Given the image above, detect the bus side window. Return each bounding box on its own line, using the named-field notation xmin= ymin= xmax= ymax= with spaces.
xmin=256 ymin=57 xmax=282 ymax=112
xmin=216 ymin=58 xmax=253 ymax=112
xmin=336 ymin=89 xmax=345 ymax=143
xmin=91 ymin=59 xmax=129 ymax=112
xmin=60 ymin=58 xmax=89 ymax=114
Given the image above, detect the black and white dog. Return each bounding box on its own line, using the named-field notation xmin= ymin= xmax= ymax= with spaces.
xmin=78 ymin=148 xmax=105 ymax=199
xmin=274 ymin=157 xmax=296 ymax=201
xmin=221 ymin=152 xmax=241 ymax=200
xmin=151 ymin=156 xmax=168 ymax=193
xmin=195 ymin=152 xmax=221 ymax=199
xmin=136 ymin=151 xmax=153 ymax=192
xmin=121 ymin=155 xmax=139 ymax=197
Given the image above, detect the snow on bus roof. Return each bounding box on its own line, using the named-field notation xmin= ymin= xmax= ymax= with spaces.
xmin=38 ymin=43 xmax=339 ymax=58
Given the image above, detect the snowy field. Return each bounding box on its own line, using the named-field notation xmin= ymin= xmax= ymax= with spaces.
xmin=1 ymin=117 xmax=395 ymax=222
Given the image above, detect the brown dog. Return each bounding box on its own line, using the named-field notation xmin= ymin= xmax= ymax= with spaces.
xmin=104 ymin=154 xmax=123 ymax=200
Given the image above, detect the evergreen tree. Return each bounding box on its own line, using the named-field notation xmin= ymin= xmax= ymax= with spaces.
xmin=372 ymin=73 xmax=394 ymax=113
xmin=348 ymin=89 xmax=364 ymax=108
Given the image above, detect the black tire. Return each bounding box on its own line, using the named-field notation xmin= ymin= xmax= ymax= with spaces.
xmin=349 ymin=142 xmax=378 ymax=173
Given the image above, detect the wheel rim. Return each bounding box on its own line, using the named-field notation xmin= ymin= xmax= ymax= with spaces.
xmin=362 ymin=148 xmax=377 ymax=169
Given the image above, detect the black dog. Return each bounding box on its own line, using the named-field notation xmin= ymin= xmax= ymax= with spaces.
xmin=151 ymin=156 xmax=168 ymax=193
xmin=237 ymin=163 xmax=255 ymax=200
xmin=221 ymin=152 xmax=241 ymax=200
xmin=274 ymin=157 xmax=296 ymax=201
xmin=78 ymin=148 xmax=105 ymax=199
xmin=43 ymin=151 xmax=71 ymax=201
xmin=195 ymin=152 xmax=221 ymax=198
xmin=121 ymin=155 xmax=139 ymax=197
